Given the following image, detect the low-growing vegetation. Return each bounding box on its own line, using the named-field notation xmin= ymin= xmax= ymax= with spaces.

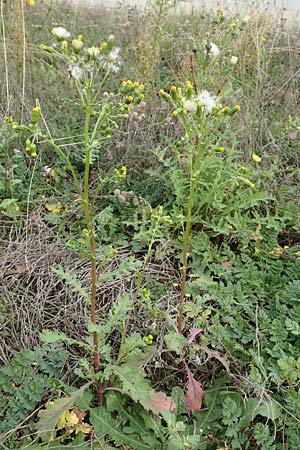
xmin=1 ymin=0 xmax=300 ymax=448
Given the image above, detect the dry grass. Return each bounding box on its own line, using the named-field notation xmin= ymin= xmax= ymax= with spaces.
xmin=0 ymin=214 xmax=180 ymax=366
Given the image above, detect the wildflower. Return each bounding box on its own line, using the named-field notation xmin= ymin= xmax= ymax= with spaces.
xmin=100 ymin=47 xmax=122 ymax=72
xmin=51 ymin=27 xmax=70 ymax=41
xmin=242 ymin=15 xmax=250 ymax=23
xmin=100 ymin=42 xmax=108 ymax=52
xmin=61 ymin=40 xmax=68 ymax=51
xmin=108 ymin=34 xmax=115 ymax=42
xmin=197 ymin=90 xmax=218 ymax=114
xmin=109 ymin=47 xmax=120 ymax=61
xmin=70 ymin=64 xmax=83 ymax=81
xmin=229 ymin=22 xmax=237 ymax=29
xmin=85 ymin=46 xmax=100 ymax=60
xmin=182 ymin=99 xmax=197 ymax=113
xmin=72 ymin=37 xmax=83 ymax=53
xmin=43 ymin=166 xmax=55 ymax=177
xmin=252 ymin=153 xmax=261 ymax=163
xmin=31 ymin=106 xmax=41 ymax=124
xmin=39 ymin=44 xmax=55 ymax=53
xmin=28 ymin=0 xmax=35 ymax=6
xmin=230 ymin=56 xmax=238 ymax=64
xmin=206 ymin=42 xmax=221 ymax=59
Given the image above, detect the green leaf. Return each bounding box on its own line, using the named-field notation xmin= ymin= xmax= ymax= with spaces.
xmin=108 ymin=365 xmax=175 ymax=415
xmin=40 ymin=329 xmax=88 ymax=349
xmin=51 ymin=265 xmax=89 ymax=301
xmin=164 ymin=331 xmax=187 ymax=355
xmin=90 ymin=407 xmax=153 ymax=450
xmin=0 ymin=198 xmax=17 ymax=209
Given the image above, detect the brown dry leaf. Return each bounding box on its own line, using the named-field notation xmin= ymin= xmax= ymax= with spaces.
xmin=221 ymin=260 xmax=234 ymax=272
xmin=72 ymin=405 xmax=86 ymax=420
xmin=188 ymin=327 xmax=203 ymax=345
xmin=16 ymin=263 xmax=31 ymax=274
xmin=145 ymin=391 xmax=176 ymax=415
xmin=196 ymin=345 xmax=231 ymax=373
xmin=186 ymin=368 xmax=204 ymax=413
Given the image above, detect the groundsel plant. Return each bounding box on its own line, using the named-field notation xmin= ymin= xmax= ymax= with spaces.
xmin=159 ymin=81 xmax=241 ymax=334
xmin=7 ymin=27 xmax=144 ymax=405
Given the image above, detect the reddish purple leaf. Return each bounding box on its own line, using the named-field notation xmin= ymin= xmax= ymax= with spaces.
xmin=144 ymin=391 xmax=176 ymax=415
xmin=186 ymin=368 xmax=204 ymax=413
xmin=188 ymin=327 xmax=203 ymax=345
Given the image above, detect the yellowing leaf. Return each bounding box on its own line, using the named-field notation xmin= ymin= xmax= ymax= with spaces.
xmin=252 ymin=153 xmax=262 ymax=163
xmin=75 ymin=422 xmax=93 ymax=434
xmin=57 ymin=410 xmax=70 ymax=429
xmin=45 ymin=201 xmax=62 ymax=214
xmin=66 ymin=410 xmax=80 ymax=428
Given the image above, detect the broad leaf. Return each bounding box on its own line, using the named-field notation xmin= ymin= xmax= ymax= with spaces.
xmin=109 ymin=365 xmax=176 ymax=415
xmin=144 ymin=391 xmax=176 ymax=415
xmin=186 ymin=368 xmax=204 ymax=413
xmin=90 ymin=407 xmax=152 ymax=450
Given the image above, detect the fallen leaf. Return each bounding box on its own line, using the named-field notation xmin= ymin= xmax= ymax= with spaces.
xmin=188 ymin=327 xmax=203 ymax=345
xmin=72 ymin=405 xmax=86 ymax=420
xmin=186 ymin=368 xmax=204 ymax=413
xmin=221 ymin=260 xmax=234 ymax=272
xmin=144 ymin=391 xmax=176 ymax=415
xmin=194 ymin=344 xmax=231 ymax=373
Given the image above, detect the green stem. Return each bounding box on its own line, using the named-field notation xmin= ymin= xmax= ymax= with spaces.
xmin=83 ymin=88 xmax=103 ymax=405
xmin=178 ymin=134 xmax=202 ymax=334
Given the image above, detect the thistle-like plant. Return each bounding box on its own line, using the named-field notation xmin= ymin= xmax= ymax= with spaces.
xmin=159 ymin=81 xmax=243 ymax=333
xmin=8 ymin=28 xmax=144 ymax=404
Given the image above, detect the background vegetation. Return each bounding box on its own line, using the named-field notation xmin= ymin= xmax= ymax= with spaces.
xmin=0 ymin=0 xmax=300 ymax=448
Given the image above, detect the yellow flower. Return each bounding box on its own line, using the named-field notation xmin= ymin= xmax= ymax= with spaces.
xmin=28 ymin=0 xmax=35 ymax=6
xmin=235 ymin=105 xmax=241 ymax=111
xmin=72 ymin=38 xmax=83 ymax=53
xmin=100 ymin=42 xmax=107 ymax=51
xmin=229 ymin=22 xmax=237 ymax=28
xmin=252 ymin=153 xmax=261 ymax=163
xmin=127 ymin=95 xmax=134 ymax=103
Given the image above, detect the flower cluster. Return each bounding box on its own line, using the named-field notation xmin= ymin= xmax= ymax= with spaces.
xmin=40 ymin=28 xmax=122 ymax=82
xmin=120 ymin=80 xmax=145 ymax=108
xmin=159 ymin=82 xmax=240 ymax=118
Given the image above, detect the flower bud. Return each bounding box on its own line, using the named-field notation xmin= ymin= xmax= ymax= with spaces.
xmin=31 ymin=106 xmax=41 ymax=124
xmin=86 ymin=46 xmax=100 ymax=60
xmin=72 ymin=38 xmax=83 ymax=53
